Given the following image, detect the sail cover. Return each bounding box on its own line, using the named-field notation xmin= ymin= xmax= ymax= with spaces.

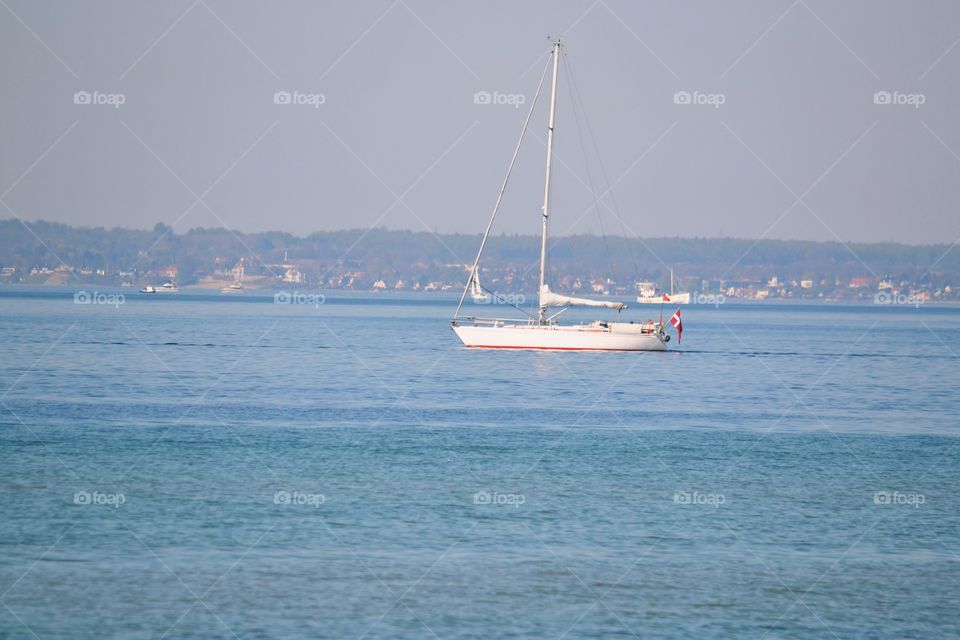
xmin=539 ymin=285 xmax=626 ymax=310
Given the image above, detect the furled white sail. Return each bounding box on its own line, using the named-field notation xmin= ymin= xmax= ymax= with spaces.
xmin=539 ymin=285 xmax=626 ymax=310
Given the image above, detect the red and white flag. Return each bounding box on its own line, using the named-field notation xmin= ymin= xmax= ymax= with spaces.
xmin=662 ymin=294 xmax=670 ymax=302
xmin=669 ymin=308 xmax=682 ymax=343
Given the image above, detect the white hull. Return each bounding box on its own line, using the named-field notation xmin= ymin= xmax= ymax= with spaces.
xmin=157 ymin=282 xmax=180 ymax=293
xmin=452 ymin=43 xmax=676 ymax=354
xmin=636 ymin=292 xmax=690 ymax=304
xmin=453 ymin=323 xmax=667 ymax=351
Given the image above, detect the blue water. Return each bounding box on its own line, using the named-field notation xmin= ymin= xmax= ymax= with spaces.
xmin=1 ymin=288 xmax=958 ymax=639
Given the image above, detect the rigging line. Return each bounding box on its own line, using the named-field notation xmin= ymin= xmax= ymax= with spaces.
xmin=563 ymin=51 xmax=642 ymax=281
xmin=561 ymin=52 xmax=618 ymax=284
xmin=453 ymin=54 xmax=551 ymax=322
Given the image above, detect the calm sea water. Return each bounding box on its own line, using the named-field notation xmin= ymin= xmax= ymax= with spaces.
xmin=1 ymin=287 xmax=958 ymax=639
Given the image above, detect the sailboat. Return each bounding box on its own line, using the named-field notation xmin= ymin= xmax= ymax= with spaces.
xmin=451 ymin=40 xmax=670 ymax=351
xmin=636 ymin=268 xmax=691 ymax=304
xmin=469 ymin=272 xmax=490 ymax=303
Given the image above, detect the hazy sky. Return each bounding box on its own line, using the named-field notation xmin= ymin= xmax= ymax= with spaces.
xmin=2 ymin=1 xmax=959 ymax=244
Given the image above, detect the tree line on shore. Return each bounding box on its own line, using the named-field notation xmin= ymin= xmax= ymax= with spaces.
xmin=1 ymin=219 xmax=956 ymax=289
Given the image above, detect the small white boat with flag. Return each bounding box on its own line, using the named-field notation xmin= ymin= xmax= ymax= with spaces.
xmin=636 ymin=269 xmax=691 ymax=304
xmin=451 ymin=40 xmax=680 ymax=352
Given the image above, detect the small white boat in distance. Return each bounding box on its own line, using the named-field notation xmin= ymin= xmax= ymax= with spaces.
xmin=636 ymin=269 xmax=691 ymax=304
xmin=470 ymin=273 xmax=489 ymax=304
xmin=157 ymin=281 xmax=180 ymax=293
xmin=139 ymin=285 xmax=156 ymax=294
xmin=451 ymin=40 xmax=670 ymax=352
xmin=220 ymin=260 xmax=245 ymax=294
xmin=220 ymin=282 xmax=244 ymax=294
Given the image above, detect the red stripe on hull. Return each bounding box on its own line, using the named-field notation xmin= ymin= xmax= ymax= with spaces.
xmin=465 ymin=345 xmax=661 ymax=352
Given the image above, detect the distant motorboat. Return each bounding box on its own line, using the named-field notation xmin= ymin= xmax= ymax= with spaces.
xmin=139 ymin=285 xmax=157 ymax=294
xmin=157 ymin=281 xmax=180 ymax=293
xmin=220 ymin=282 xmax=244 ymax=295
xmin=220 ymin=259 xmax=245 ymax=294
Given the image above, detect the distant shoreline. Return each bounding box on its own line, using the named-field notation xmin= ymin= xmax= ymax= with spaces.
xmin=3 ymin=220 xmax=957 ymax=303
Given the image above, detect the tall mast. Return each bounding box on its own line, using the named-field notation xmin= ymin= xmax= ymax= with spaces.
xmin=538 ymin=40 xmax=561 ymax=324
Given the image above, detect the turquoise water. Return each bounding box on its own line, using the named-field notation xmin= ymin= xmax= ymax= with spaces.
xmin=1 ymin=288 xmax=958 ymax=638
